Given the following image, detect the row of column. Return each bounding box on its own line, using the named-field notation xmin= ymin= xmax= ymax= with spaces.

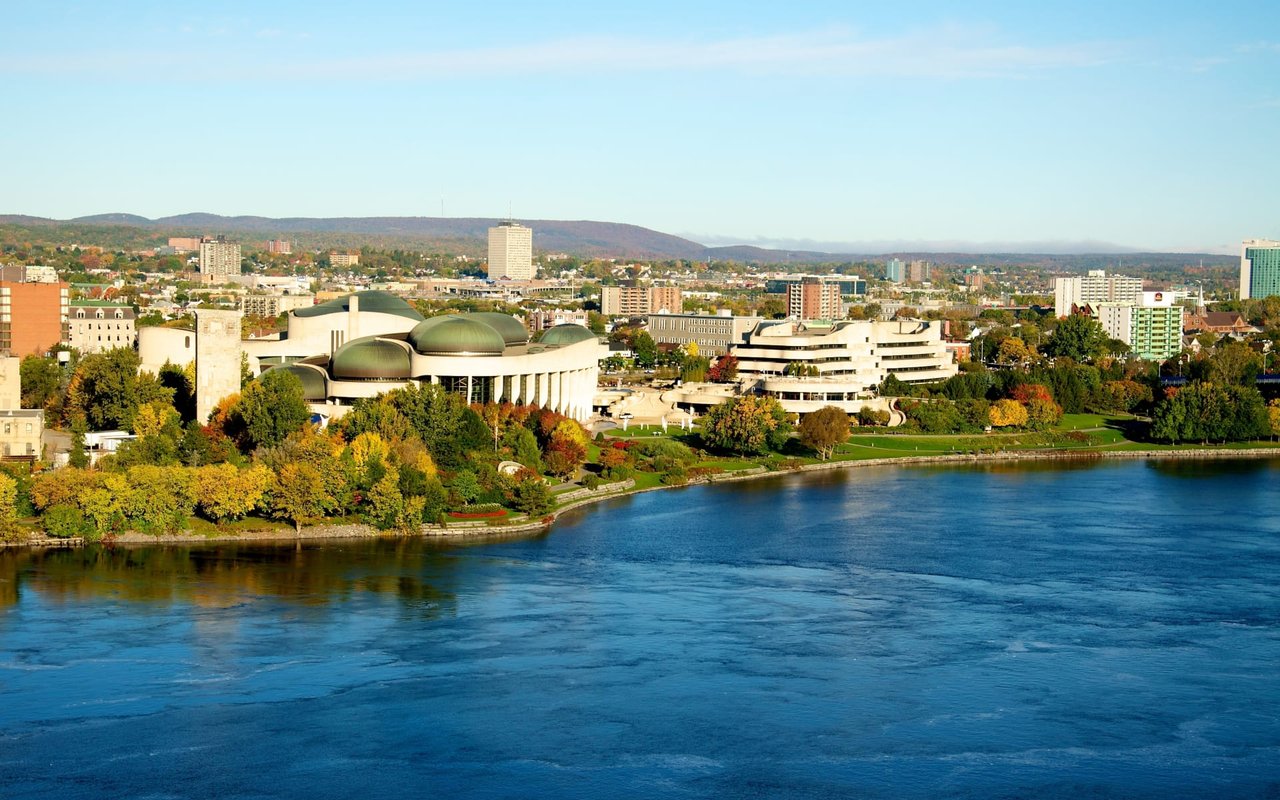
xmin=488 ymin=367 xmax=597 ymax=421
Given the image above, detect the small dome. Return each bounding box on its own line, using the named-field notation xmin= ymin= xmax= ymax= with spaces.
xmin=465 ymin=312 xmax=529 ymax=346
xmin=407 ymin=316 xmax=505 ymax=356
xmin=330 ymin=336 xmax=413 ymax=379
xmin=539 ymin=324 xmax=598 ymax=346
xmin=269 ymin=364 xmax=328 ymax=401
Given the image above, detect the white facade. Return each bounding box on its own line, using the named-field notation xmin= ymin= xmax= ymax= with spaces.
xmin=487 ymin=222 xmax=533 ymax=280
xmin=194 ymin=309 xmax=244 ymax=424
xmin=68 ymin=302 xmax=136 ymax=354
xmin=1054 ymin=270 xmax=1142 ymax=318
xmin=730 ymin=318 xmax=956 ymax=398
xmin=239 ymin=293 xmax=315 ymax=318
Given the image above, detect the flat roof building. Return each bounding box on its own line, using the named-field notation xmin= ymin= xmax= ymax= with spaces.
xmin=1240 ymin=238 xmax=1280 ymax=300
xmin=487 ymin=222 xmax=534 ymax=280
xmin=198 ymin=236 xmax=241 ymax=279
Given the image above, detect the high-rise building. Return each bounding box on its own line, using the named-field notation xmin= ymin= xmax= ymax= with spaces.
xmin=198 ymin=236 xmax=242 ymax=279
xmin=601 ymin=285 xmax=682 ymax=316
xmin=908 ymin=260 xmax=931 ymax=283
xmin=1240 ymin=238 xmax=1280 ymax=300
xmin=0 ymin=265 xmax=69 ymax=357
xmin=885 ymin=258 xmax=904 ymax=283
xmin=786 ymin=279 xmax=843 ymax=319
xmin=1054 ymin=270 xmax=1142 ymax=318
xmin=330 ymin=252 xmax=360 ymax=267
xmin=1095 ymin=291 xmax=1181 ymax=362
xmin=265 ymin=239 xmax=292 ymax=255
xmin=487 ymin=222 xmax=534 ymax=280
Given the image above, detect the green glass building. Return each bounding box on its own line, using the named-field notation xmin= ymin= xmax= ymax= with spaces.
xmin=1241 ymin=239 xmax=1280 ymax=299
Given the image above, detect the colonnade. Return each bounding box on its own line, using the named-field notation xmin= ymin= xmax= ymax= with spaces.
xmin=471 ymin=366 xmax=598 ymax=421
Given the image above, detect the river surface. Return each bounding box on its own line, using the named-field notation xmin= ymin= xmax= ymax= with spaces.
xmin=2 ymin=459 xmax=1279 ymax=798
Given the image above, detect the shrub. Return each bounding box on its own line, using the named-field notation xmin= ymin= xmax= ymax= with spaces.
xmin=42 ymin=505 xmax=92 ymax=539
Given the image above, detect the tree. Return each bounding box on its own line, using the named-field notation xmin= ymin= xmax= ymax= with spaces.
xmin=797 ymin=406 xmax=850 ymax=459
xmin=989 ymin=399 xmax=1029 ymax=428
xmin=1269 ymin=399 xmax=1280 ymax=441
xmin=20 ymin=355 xmax=63 ymax=411
xmin=235 ymin=368 xmax=311 ymax=450
xmin=65 ymin=348 xmax=173 ymax=431
xmin=267 ymin=462 xmax=329 ymax=533
xmin=0 ymin=473 xmax=18 ymax=540
xmin=995 ymin=337 xmax=1034 ymax=366
xmin=700 ymin=395 xmax=789 ymax=455
xmin=856 ymin=406 xmax=891 ymax=427
xmin=1044 ymin=314 xmax=1107 ymax=362
xmin=506 ymin=469 xmax=551 ymax=516
xmin=68 ymin=417 xmax=89 ymax=468
xmin=1024 ymin=397 xmax=1063 ymax=430
xmin=707 ymin=354 xmax=739 ymax=383
xmin=632 ymin=331 xmax=658 ymax=368
xmin=195 ymin=463 xmax=273 ymax=522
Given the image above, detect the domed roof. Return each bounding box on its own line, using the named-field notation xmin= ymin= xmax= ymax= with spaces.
xmin=330 ymin=336 xmax=413 ymax=379
xmin=465 ymin=312 xmax=529 ymax=346
xmin=269 ymin=364 xmax=328 ymax=401
xmin=407 ymin=316 xmax=506 ymax=356
xmin=294 ymin=290 xmax=424 ymax=322
xmin=539 ymin=324 xmax=598 ymax=346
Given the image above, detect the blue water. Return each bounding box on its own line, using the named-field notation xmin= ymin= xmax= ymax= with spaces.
xmin=2 ymin=459 xmax=1279 ymax=798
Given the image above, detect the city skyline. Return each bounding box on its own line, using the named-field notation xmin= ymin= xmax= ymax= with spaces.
xmin=4 ymin=1 xmax=1278 ymax=254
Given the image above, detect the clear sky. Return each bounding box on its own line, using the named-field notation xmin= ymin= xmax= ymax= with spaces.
xmin=3 ymin=1 xmax=1277 ymax=253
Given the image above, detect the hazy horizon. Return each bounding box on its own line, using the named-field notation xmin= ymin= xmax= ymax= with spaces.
xmin=4 ymin=2 xmax=1277 ymax=254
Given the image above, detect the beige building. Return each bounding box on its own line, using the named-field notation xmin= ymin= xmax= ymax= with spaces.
xmin=0 ymin=356 xmax=20 ymax=410
xmin=487 ymin=222 xmax=534 ymax=280
xmin=731 ymin=318 xmax=956 ymax=404
xmin=0 ymin=409 xmax=43 ymax=460
xmin=646 ymin=312 xmax=762 ymax=355
xmin=239 ymin=293 xmax=315 ymax=318
xmin=601 ymin=285 xmax=682 ymax=316
xmin=330 ymin=252 xmax=361 ymax=268
xmin=68 ymin=300 xmax=136 ymax=354
xmin=194 ymin=309 xmax=244 ymax=424
xmin=198 ymin=236 xmax=242 ymax=279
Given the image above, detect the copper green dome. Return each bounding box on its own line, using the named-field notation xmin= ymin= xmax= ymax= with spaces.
xmin=407 ymin=316 xmax=506 ymax=356
xmin=539 ymin=324 xmax=598 ymax=346
xmin=465 ymin=312 xmax=529 ymax=346
xmin=294 ymin=290 xmax=424 ymax=322
xmin=330 ymin=336 xmax=413 ymax=379
xmin=269 ymin=364 xmax=328 ymax=401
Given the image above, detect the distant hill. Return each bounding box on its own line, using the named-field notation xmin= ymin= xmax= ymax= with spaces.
xmin=0 ymin=212 xmax=1239 ymax=270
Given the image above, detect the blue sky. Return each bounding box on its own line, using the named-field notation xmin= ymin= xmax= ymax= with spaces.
xmin=3 ymin=1 xmax=1277 ymax=253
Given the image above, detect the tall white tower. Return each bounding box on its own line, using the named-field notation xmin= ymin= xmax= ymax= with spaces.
xmin=487 ymin=222 xmax=533 ymax=280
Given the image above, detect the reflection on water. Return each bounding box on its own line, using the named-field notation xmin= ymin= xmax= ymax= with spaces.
xmin=0 ymin=539 xmax=466 ymax=615
xmin=1 ymin=458 xmax=1279 ymax=799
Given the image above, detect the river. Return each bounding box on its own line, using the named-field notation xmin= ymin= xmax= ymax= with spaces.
xmin=2 ymin=458 xmax=1279 ymax=798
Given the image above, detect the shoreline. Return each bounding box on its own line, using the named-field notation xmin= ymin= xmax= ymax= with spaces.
xmin=8 ymin=445 xmax=1279 ymax=550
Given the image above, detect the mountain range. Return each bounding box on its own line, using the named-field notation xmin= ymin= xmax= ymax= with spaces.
xmin=0 ymin=213 xmax=1237 ymax=269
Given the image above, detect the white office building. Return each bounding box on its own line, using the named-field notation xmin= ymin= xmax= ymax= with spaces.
xmin=487 ymin=222 xmax=534 ymax=280
xmin=1054 ymin=270 xmax=1142 ymax=318
xmin=198 ymin=236 xmax=241 ymax=279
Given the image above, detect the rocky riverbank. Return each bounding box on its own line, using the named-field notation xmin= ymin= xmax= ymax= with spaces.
xmin=6 ymin=447 xmax=1277 ymax=550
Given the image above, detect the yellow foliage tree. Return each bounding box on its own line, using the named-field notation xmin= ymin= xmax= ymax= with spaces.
xmin=195 ymin=463 xmax=274 ymax=522
xmin=348 ymin=431 xmax=391 ymax=470
xmin=1269 ymin=399 xmax=1280 ymax=441
xmin=989 ymin=398 xmax=1029 ymax=428
xmin=133 ymin=401 xmax=180 ymax=438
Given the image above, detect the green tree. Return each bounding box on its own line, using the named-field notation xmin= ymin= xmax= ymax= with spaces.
xmin=632 ymin=331 xmax=659 ymax=368
xmin=506 ymin=470 xmax=552 ymax=516
xmin=235 ymin=369 xmax=311 ymax=450
xmin=1044 ymin=314 xmax=1107 ymax=362
xmin=20 ymin=354 xmax=64 ymax=411
xmin=66 ymin=348 xmax=173 ymax=431
xmin=797 ymin=406 xmax=850 ymax=459
xmin=0 ymin=473 xmax=18 ymax=540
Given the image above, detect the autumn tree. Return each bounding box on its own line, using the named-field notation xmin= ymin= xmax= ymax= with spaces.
xmin=989 ymin=398 xmax=1029 ymax=428
xmin=0 ymin=473 xmax=18 ymax=540
xmin=707 ymin=354 xmax=739 ymax=383
xmin=995 ymin=337 xmax=1034 ymax=366
xmin=796 ymin=406 xmax=850 ymax=459
xmin=194 ymin=463 xmax=273 ymax=522
xmin=700 ymin=395 xmax=790 ymax=455
xmin=267 ymin=462 xmax=330 ymax=533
